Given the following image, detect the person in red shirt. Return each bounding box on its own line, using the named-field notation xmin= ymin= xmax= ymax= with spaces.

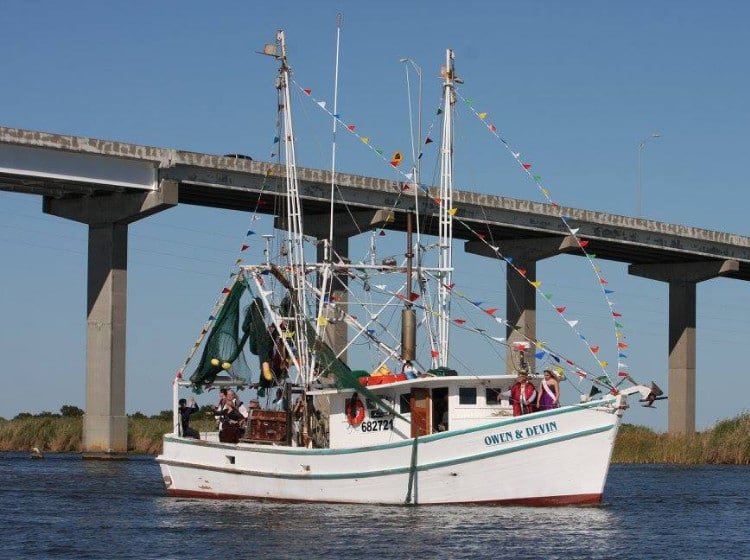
xmin=510 ymin=372 xmax=537 ymax=416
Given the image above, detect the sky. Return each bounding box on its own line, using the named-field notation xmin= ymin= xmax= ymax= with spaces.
xmin=1 ymin=0 xmax=749 ymax=431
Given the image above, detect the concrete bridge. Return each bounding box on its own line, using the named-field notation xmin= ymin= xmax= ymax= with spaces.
xmin=3 ymin=125 xmax=750 ymax=455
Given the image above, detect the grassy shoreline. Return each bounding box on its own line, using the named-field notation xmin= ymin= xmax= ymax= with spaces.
xmin=1 ymin=414 xmax=749 ymax=464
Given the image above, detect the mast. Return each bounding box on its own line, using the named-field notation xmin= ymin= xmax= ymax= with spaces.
xmin=275 ymin=30 xmax=310 ymax=384
xmin=437 ymin=49 xmax=456 ymax=368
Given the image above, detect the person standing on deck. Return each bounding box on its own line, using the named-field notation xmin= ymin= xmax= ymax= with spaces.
xmin=537 ymin=369 xmax=561 ymax=410
xmin=510 ymin=372 xmax=537 ymax=416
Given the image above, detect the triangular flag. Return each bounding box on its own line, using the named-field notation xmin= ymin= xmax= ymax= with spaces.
xmin=604 ymin=289 xmax=614 ymax=294
xmin=617 ymin=362 xmax=628 ymax=368
xmin=317 ymin=316 xmax=329 ymax=326
xmin=347 ymin=124 xmax=356 ymax=132
xmin=530 ymin=280 xmax=542 ymax=288
xmin=570 ymin=228 xmax=580 ymax=235
xmin=489 ymin=124 xmax=497 ymax=133
xmin=614 ymin=321 xmax=624 ymax=328
xmin=361 ymin=137 xmax=369 ymax=144
xmin=535 ymin=351 xmax=546 ymax=359
xmin=567 ymin=320 xmax=579 ymax=327
xmin=534 ymin=175 xmax=542 ymax=181
xmin=618 ymin=342 xmax=629 ymax=349
xmin=316 ymin=100 xmax=326 ymax=109
xmin=555 ymin=306 xmax=566 ymax=313
xmin=303 ymin=88 xmax=312 ymax=95
xmin=478 ymin=112 xmax=487 ymax=120
xmin=618 ymin=353 xmax=628 ymax=358
xmin=390 ymin=151 xmax=403 ymax=167
xmin=246 ymin=230 xmax=256 ymax=236
xmin=235 ymin=258 xmax=243 ymax=265
xmin=431 ymin=350 xmax=440 ymax=358
xmin=208 ymin=315 xmax=216 ymax=321
xmin=221 ymin=288 xmax=231 ymax=294
xmin=612 ymin=312 xmax=622 ymax=317
xmin=599 ymin=360 xmax=608 ymax=367
xmin=518 ymin=268 xmax=527 ymax=277
xmin=490 ymin=336 xmax=505 ymax=343
xmin=453 ymin=319 xmax=466 ymax=325
xmin=618 ymin=371 xmax=629 ymax=377
xmin=448 ymin=207 xmax=458 ymax=216
xmin=484 ymin=307 xmax=498 ymax=316
xmin=425 ymin=137 xmax=433 ymax=144
xmin=522 ymin=163 xmax=532 ymax=170
xmin=591 ymin=346 xmax=600 ymax=353
xmin=600 ymin=278 xmax=608 ymax=285
xmin=240 ymin=244 xmax=249 ymax=251
xmin=273 ymin=136 xmax=279 ymax=144
xmin=543 ymin=292 xmax=553 ymax=300
xmin=579 ymin=240 xmax=589 ymax=247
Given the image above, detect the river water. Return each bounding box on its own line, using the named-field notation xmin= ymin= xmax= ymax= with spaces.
xmin=0 ymin=453 xmax=747 ymax=559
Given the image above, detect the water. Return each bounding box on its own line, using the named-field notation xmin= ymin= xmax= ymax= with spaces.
xmin=0 ymin=454 xmax=747 ymax=560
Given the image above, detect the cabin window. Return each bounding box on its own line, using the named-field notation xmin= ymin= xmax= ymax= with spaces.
xmin=459 ymin=387 xmax=477 ymax=405
xmin=486 ymin=387 xmax=505 ymax=405
xmin=399 ymin=393 xmax=411 ymax=414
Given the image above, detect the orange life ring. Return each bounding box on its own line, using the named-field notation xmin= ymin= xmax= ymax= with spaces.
xmin=345 ymin=398 xmax=366 ymax=426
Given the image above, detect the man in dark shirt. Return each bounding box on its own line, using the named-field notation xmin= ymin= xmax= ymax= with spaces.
xmin=179 ymin=397 xmax=200 ymax=439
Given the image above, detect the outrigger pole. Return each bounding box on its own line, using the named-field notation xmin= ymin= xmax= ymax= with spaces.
xmin=437 ymin=49 xmax=456 ymax=368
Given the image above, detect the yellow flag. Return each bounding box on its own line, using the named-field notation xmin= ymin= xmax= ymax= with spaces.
xmin=448 ymin=207 xmax=458 ymax=216
xmin=390 ymin=151 xmax=403 ymax=167
xmin=530 ymin=280 xmax=542 ymax=288
xmin=599 ymin=360 xmax=608 ymax=367
xmin=478 ymin=112 xmax=488 ymax=120
xmin=361 ymin=137 xmax=369 ymax=144
xmin=317 ymin=316 xmax=329 ymax=326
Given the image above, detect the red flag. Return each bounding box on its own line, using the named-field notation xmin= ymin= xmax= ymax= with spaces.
xmin=446 ymin=283 xmax=455 ymax=290
xmin=612 ymin=312 xmax=622 ymax=317
xmin=591 ymin=345 xmax=600 ymax=353
xmin=579 ymin=240 xmax=589 ymax=247
xmin=453 ymin=319 xmax=466 ymax=325
xmin=618 ymin=371 xmax=629 ymax=377
xmin=518 ymin=268 xmax=527 ymax=277
xmin=222 ymin=288 xmax=231 ymax=294
xmin=434 ymin=197 xmax=442 ymax=204
xmin=431 ymin=350 xmax=440 ymax=358
xmin=240 ymin=244 xmax=249 ymax=251
xmin=484 ymin=307 xmax=498 ymax=316
xmin=303 ymin=88 xmax=312 ymax=95
xmin=600 ymin=278 xmax=608 ymax=285
xmin=409 ymin=292 xmax=420 ymax=302
xmin=489 ymin=124 xmax=497 ymax=132
xmin=566 ymin=359 xmax=575 ymax=365
xmin=477 ymin=233 xmax=486 ymax=241
xmin=555 ymin=306 xmax=566 ymax=313
xmin=522 ymin=163 xmax=532 ymax=170
xmin=347 ymin=125 xmax=356 ymax=132
xmin=618 ymin=342 xmax=629 ymax=349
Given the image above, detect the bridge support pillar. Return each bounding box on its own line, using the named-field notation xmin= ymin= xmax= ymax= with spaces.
xmin=629 ymin=259 xmax=738 ymax=434
xmin=466 ymin=237 xmax=564 ymax=374
xmin=43 ymin=181 xmax=178 ymax=457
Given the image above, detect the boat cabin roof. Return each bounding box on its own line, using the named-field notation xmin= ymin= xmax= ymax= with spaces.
xmin=307 ymin=374 xmax=522 ymax=396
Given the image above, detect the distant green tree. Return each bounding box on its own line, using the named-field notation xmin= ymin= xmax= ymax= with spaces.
xmin=13 ymin=412 xmax=33 ymax=420
xmin=151 ymin=410 xmax=173 ymax=421
xmin=60 ymin=405 xmax=84 ymax=417
xmin=129 ymin=411 xmax=147 ymax=419
xmin=36 ymin=411 xmax=60 ymax=418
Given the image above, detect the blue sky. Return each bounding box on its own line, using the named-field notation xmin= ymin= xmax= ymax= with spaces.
xmin=1 ymin=1 xmax=749 ymax=430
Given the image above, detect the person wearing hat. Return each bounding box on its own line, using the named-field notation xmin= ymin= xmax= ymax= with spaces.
xmin=538 ymin=369 xmax=561 ymax=410
xmin=510 ymin=371 xmax=537 ymax=416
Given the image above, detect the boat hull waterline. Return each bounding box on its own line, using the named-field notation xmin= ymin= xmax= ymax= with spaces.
xmin=157 ymin=400 xmax=621 ymax=506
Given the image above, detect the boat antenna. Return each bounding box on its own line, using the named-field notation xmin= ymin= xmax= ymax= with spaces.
xmin=327 ymin=13 xmax=343 ymax=261
xmin=437 ymin=49 xmax=457 ymax=368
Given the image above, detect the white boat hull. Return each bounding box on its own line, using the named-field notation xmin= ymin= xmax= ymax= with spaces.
xmin=157 ymin=399 xmax=622 ymax=505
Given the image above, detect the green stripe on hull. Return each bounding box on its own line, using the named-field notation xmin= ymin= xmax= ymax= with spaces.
xmin=159 ymin=423 xmax=614 ymax=481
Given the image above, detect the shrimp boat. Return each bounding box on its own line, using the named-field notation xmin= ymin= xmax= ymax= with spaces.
xmin=157 ymin=30 xmax=662 ymax=505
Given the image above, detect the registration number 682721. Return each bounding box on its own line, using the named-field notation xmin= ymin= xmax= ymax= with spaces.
xmin=361 ymin=419 xmax=394 ymax=432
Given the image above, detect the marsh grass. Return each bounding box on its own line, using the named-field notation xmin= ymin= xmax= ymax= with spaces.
xmin=613 ymin=413 xmax=750 ymax=464
xmin=2 ymin=413 xmax=749 ymax=463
